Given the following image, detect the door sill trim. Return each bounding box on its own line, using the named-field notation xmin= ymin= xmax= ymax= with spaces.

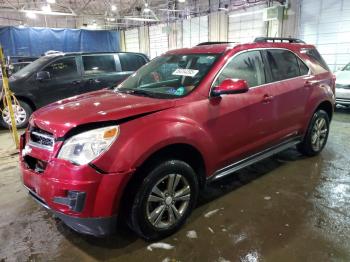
xmin=208 ymin=136 xmax=302 ymax=182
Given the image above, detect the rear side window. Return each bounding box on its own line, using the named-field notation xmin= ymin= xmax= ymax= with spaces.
xmin=82 ymin=55 xmax=116 ymax=74
xmin=214 ymin=51 xmax=266 ymax=88
xmin=44 ymin=57 xmax=78 ymax=79
xmin=266 ymin=49 xmax=303 ymax=81
xmin=298 ymin=59 xmax=309 ymax=75
xmin=119 ymin=53 xmax=147 ymax=71
xmin=306 ymin=48 xmax=330 ymax=71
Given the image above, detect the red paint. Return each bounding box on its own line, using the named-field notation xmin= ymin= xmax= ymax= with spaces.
xmin=212 ymin=78 xmax=249 ymax=95
xmin=20 ymin=42 xmax=335 ymax=225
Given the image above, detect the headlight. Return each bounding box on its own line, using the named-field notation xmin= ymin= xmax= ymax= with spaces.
xmin=58 ymin=125 xmax=119 ymax=165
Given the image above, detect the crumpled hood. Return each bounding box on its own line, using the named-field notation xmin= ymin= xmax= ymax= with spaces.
xmin=31 ymin=89 xmax=177 ymax=137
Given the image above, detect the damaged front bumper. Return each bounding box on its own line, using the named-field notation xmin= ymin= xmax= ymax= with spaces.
xmin=24 ymin=184 xmax=117 ymax=236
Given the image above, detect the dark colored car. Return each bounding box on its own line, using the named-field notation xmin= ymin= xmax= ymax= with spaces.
xmin=1 ymin=52 xmax=149 ymax=128
xmin=8 ymin=62 xmax=32 ymax=76
xmin=20 ymin=38 xmax=335 ymax=240
xmin=8 ymin=56 xmax=38 ymax=63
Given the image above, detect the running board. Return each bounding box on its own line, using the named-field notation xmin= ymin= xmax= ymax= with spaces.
xmin=208 ymin=137 xmax=302 ymax=182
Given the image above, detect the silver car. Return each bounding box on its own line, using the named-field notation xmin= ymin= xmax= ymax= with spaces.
xmin=335 ymin=63 xmax=350 ymax=107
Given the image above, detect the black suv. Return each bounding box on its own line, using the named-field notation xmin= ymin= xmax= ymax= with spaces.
xmin=1 ymin=52 xmax=149 ymax=128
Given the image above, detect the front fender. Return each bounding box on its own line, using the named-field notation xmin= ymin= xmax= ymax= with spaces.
xmin=93 ymin=118 xmax=218 ymax=177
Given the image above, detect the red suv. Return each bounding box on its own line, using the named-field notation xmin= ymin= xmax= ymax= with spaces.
xmin=20 ymin=37 xmax=335 ymax=240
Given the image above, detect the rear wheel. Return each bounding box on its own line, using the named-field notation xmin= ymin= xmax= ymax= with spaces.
xmin=297 ymin=109 xmax=330 ymax=156
xmin=129 ymin=160 xmax=199 ymax=241
xmin=0 ymin=100 xmax=32 ymax=128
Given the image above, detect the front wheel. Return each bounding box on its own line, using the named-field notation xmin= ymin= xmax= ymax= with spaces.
xmin=129 ymin=160 xmax=199 ymax=241
xmin=0 ymin=100 xmax=32 ymax=128
xmin=297 ymin=109 xmax=330 ymax=156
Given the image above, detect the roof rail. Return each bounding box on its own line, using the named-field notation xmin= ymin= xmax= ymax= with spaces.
xmin=254 ymin=37 xmax=306 ymax=44
xmin=196 ymin=41 xmax=236 ymax=46
xmin=44 ymin=50 xmax=65 ymax=56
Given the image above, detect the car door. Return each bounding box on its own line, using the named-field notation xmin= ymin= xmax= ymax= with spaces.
xmin=207 ymin=50 xmax=278 ymax=170
xmin=36 ymin=56 xmax=82 ymax=106
xmin=262 ymin=49 xmax=311 ymax=140
xmin=80 ymin=54 xmax=130 ymax=94
xmin=117 ymin=53 xmax=148 ymax=84
xmin=118 ymin=53 xmax=148 ymax=73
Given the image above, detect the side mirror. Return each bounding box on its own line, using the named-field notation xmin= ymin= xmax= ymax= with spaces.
xmin=212 ymin=78 xmax=249 ymax=97
xmin=36 ymin=71 xmax=51 ymax=81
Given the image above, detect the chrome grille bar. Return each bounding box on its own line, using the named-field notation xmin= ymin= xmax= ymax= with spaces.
xmin=28 ymin=128 xmax=55 ymax=151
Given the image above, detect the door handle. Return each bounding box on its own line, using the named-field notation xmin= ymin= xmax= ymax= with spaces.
xmin=72 ymin=80 xmax=81 ymax=85
xmin=305 ymin=80 xmax=319 ymax=88
xmin=262 ymin=94 xmax=274 ymax=104
xmin=88 ymin=78 xmax=101 ymax=83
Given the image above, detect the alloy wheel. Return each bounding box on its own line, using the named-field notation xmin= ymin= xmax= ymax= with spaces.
xmin=146 ymin=173 xmax=191 ymax=229
xmin=2 ymin=104 xmax=27 ymax=126
xmin=311 ymin=116 xmax=328 ymax=152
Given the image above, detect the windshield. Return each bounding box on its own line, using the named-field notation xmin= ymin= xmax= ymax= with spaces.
xmin=12 ymin=56 xmax=52 ymax=79
xmin=115 ymin=54 xmax=219 ymax=98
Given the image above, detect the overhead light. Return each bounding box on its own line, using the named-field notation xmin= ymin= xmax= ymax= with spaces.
xmin=111 ymin=5 xmax=117 ymax=11
xmin=26 ymin=11 xmax=37 ymax=19
xmin=41 ymin=4 xmax=51 ymax=12
xmin=87 ymin=20 xmax=99 ymax=29
xmin=143 ymin=3 xmax=151 ymax=13
xmin=21 ymin=9 xmax=76 ymax=16
xmin=159 ymin=9 xmax=184 ymax=12
xmin=178 ymin=0 xmax=186 ymax=2
xmin=47 ymin=0 xmax=56 ymax=3
xmin=229 ymin=9 xmax=263 ymax=18
xmin=123 ymin=17 xmax=158 ymax=22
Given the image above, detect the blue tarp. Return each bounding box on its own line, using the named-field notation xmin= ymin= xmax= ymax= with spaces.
xmin=0 ymin=26 xmax=120 ymax=57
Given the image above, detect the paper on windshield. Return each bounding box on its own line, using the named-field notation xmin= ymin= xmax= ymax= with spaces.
xmin=172 ymin=68 xmax=199 ymax=77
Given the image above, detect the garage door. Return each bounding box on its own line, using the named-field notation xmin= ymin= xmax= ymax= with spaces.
xmin=228 ymin=4 xmax=267 ymax=43
xmin=125 ymin=29 xmax=140 ymax=53
xmin=182 ymin=16 xmax=209 ymax=48
xmin=149 ymin=24 xmax=168 ymax=59
xmin=299 ymin=0 xmax=350 ymax=71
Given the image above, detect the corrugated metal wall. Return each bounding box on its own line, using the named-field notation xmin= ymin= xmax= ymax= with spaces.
xmin=228 ymin=4 xmax=268 ymax=43
xmin=182 ymin=16 xmax=209 ymax=48
xmin=124 ymin=29 xmax=139 ymax=52
xmin=125 ymin=16 xmax=210 ymax=58
xmin=149 ymin=24 xmax=169 ymax=59
xmin=299 ymin=0 xmax=350 ymax=71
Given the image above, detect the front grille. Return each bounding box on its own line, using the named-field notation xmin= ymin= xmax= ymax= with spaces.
xmin=28 ymin=126 xmax=55 ymax=151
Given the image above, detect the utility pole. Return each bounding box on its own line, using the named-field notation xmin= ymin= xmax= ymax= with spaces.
xmin=0 ymin=46 xmax=20 ymax=149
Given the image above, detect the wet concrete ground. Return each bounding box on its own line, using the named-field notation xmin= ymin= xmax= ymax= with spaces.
xmin=1 ymin=108 xmax=350 ymax=262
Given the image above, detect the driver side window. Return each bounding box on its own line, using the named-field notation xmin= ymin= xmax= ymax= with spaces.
xmin=214 ymin=51 xmax=266 ymax=88
xmin=44 ymin=57 xmax=78 ymax=79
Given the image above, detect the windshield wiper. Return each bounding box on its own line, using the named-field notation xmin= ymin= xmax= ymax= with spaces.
xmin=115 ymin=88 xmax=157 ymax=97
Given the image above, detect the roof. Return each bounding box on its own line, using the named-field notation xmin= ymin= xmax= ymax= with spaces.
xmin=166 ymin=43 xmax=237 ymax=55
xmin=44 ymin=51 xmax=148 ymax=57
xmin=165 ymin=41 xmax=316 ymax=56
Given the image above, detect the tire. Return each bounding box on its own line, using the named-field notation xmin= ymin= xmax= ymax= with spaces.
xmin=297 ymin=109 xmax=330 ymax=157
xmin=0 ymin=100 xmax=32 ymax=129
xmin=129 ymin=160 xmax=199 ymax=241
